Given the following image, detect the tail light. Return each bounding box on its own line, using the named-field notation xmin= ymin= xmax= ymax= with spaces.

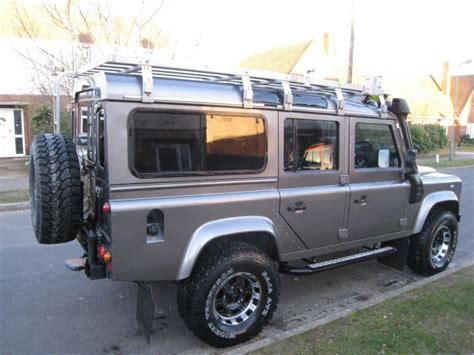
xmin=102 ymin=202 xmax=111 ymax=214
xmin=98 ymin=243 xmax=112 ymax=264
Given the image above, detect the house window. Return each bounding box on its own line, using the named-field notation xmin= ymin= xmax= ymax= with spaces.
xmin=14 ymin=110 xmax=23 ymax=135
xmin=15 ymin=137 xmax=24 ymax=155
xmin=129 ymin=111 xmax=266 ymax=177
xmin=284 ymin=118 xmax=338 ymax=171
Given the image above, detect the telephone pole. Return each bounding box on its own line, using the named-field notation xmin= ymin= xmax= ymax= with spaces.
xmin=347 ymin=0 xmax=355 ymax=83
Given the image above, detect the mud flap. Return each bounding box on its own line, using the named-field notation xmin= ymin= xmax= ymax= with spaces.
xmin=377 ymin=238 xmax=411 ymax=271
xmin=136 ymin=281 xmax=156 ymax=344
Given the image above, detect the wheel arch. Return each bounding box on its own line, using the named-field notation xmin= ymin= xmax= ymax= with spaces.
xmin=176 ymin=216 xmax=280 ymax=280
xmin=413 ymin=191 xmax=459 ymax=234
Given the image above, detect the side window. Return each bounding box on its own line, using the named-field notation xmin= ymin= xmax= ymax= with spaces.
xmin=130 ymin=111 xmax=266 ymax=177
xmin=284 ymin=118 xmax=338 ymax=171
xmin=98 ymin=110 xmax=105 ymax=168
xmin=81 ymin=107 xmax=89 ymax=133
xmin=354 ymin=123 xmax=400 ymax=169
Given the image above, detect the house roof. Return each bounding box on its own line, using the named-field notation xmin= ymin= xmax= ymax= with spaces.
xmin=239 ymin=40 xmax=313 ymax=74
xmin=450 ymin=74 xmax=474 ymax=117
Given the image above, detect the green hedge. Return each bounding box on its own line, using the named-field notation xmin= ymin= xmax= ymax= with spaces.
xmin=459 ymin=134 xmax=474 ymax=146
xmin=31 ymin=105 xmax=72 ymax=137
xmin=409 ymin=124 xmax=448 ymax=154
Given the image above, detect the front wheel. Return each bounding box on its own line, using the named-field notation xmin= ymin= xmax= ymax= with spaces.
xmin=408 ymin=209 xmax=458 ymax=276
xmin=177 ymin=242 xmax=280 ymax=347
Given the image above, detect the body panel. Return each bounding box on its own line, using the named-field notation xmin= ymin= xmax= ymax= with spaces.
xmin=72 ymin=94 xmax=462 ymax=282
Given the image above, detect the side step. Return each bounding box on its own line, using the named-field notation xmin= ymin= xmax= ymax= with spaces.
xmin=280 ymin=246 xmax=397 ymax=275
xmin=64 ymin=257 xmax=87 ymax=271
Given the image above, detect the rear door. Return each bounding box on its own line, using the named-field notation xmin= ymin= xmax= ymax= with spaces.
xmin=278 ymin=112 xmax=349 ymax=249
xmin=347 ymin=117 xmax=409 ymax=240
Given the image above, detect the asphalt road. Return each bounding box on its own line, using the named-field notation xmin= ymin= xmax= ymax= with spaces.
xmin=1 ymin=167 xmax=473 ymax=354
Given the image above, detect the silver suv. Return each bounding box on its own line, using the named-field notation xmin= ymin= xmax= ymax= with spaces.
xmin=29 ymin=57 xmax=462 ymax=347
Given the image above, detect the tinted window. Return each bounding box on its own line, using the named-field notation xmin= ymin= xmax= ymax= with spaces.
xmin=130 ymin=111 xmax=266 ymax=177
xmin=284 ymin=118 xmax=338 ymax=171
xmin=81 ymin=107 xmax=89 ymax=133
xmin=355 ymin=123 xmax=400 ymax=168
xmin=98 ymin=111 xmax=105 ymax=167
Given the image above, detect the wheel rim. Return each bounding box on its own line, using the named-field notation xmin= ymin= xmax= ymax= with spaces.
xmin=212 ymin=272 xmax=262 ymax=326
xmin=430 ymin=224 xmax=452 ymax=268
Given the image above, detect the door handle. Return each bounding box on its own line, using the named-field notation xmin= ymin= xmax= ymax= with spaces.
xmin=354 ymin=195 xmax=368 ymax=205
xmin=287 ymin=202 xmax=306 ymax=213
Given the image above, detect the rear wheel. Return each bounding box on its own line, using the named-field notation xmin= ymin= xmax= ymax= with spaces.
xmin=177 ymin=242 xmax=280 ymax=347
xmin=407 ymin=209 xmax=458 ymax=276
xmin=29 ymin=134 xmax=82 ymax=244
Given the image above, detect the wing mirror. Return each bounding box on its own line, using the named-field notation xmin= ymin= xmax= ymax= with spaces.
xmin=404 ymin=149 xmax=417 ymax=175
xmin=378 ymin=149 xmax=390 ymax=168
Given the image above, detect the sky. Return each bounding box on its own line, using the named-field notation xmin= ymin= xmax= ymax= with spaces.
xmin=0 ymin=0 xmax=473 ymax=101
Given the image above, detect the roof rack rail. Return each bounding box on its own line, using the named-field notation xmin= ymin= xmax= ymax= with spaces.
xmin=54 ymin=55 xmax=387 ymax=130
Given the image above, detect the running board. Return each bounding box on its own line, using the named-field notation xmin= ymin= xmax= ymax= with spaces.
xmin=279 ymin=246 xmax=397 ymax=275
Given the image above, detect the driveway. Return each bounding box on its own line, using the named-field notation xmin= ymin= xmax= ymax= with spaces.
xmin=1 ymin=167 xmax=473 ymax=354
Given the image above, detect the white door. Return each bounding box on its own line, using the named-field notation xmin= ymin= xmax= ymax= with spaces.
xmin=0 ymin=108 xmax=25 ymax=157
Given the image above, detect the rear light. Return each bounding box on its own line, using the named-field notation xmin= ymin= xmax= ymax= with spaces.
xmin=98 ymin=243 xmax=112 ymax=264
xmin=103 ymin=251 xmax=112 ymax=264
xmin=102 ymin=202 xmax=111 ymax=214
xmin=98 ymin=244 xmax=106 ymax=258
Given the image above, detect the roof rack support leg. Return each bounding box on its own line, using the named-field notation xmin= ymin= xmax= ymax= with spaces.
xmin=379 ymin=94 xmax=387 ymax=117
xmin=53 ymin=71 xmax=77 ymax=134
xmin=141 ymin=64 xmax=154 ymax=103
xmin=335 ymin=87 xmax=345 ymax=115
xmin=282 ymin=81 xmax=293 ymax=111
xmin=241 ymin=75 xmax=253 ymax=108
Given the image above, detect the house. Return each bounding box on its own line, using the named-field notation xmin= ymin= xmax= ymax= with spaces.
xmin=0 ymin=95 xmax=55 ymax=158
xmin=450 ymin=75 xmax=474 ymax=139
xmin=0 ymin=96 xmax=32 ymax=158
xmin=239 ymin=35 xmax=344 ymax=82
xmin=240 ymin=40 xmax=474 ymax=142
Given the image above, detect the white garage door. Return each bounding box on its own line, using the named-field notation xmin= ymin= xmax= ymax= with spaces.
xmin=0 ymin=108 xmax=25 ymax=157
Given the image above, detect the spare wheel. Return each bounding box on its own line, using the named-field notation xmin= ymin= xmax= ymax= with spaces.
xmin=29 ymin=134 xmax=83 ymax=244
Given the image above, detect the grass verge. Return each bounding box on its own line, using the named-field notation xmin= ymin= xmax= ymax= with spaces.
xmin=254 ymin=266 xmax=474 ymax=354
xmin=420 ymin=159 xmax=474 ymax=168
xmin=457 ymin=145 xmax=474 ymax=152
xmin=0 ymin=189 xmax=30 ymax=204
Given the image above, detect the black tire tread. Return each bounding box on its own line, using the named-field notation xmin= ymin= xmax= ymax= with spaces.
xmin=30 ymin=134 xmax=82 ymax=244
xmin=177 ymin=242 xmax=279 ymax=347
xmin=407 ymin=208 xmax=456 ymax=276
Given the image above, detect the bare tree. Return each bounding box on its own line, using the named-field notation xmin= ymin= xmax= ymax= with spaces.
xmin=11 ymin=0 xmax=166 ymax=97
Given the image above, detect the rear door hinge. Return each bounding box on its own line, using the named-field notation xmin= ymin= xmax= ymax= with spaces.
xmin=338 ymin=228 xmax=348 ymax=240
xmin=340 ymin=174 xmax=349 ymax=185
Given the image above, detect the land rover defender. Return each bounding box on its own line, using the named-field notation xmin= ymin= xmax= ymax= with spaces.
xmin=29 ymin=57 xmax=462 ymax=347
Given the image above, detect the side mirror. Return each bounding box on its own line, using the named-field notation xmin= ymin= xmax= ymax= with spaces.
xmin=378 ymin=149 xmax=390 ymax=168
xmin=404 ymin=149 xmax=417 ymax=174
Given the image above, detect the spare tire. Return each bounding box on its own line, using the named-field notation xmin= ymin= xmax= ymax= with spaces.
xmin=29 ymin=134 xmax=83 ymax=244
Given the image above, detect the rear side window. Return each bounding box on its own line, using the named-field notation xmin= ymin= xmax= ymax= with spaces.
xmin=130 ymin=111 xmax=266 ymax=177
xmin=354 ymin=123 xmax=400 ymax=169
xmin=284 ymin=118 xmax=338 ymax=171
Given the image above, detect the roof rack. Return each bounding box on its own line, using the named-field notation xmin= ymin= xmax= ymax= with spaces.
xmin=54 ymin=55 xmax=387 ymax=132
